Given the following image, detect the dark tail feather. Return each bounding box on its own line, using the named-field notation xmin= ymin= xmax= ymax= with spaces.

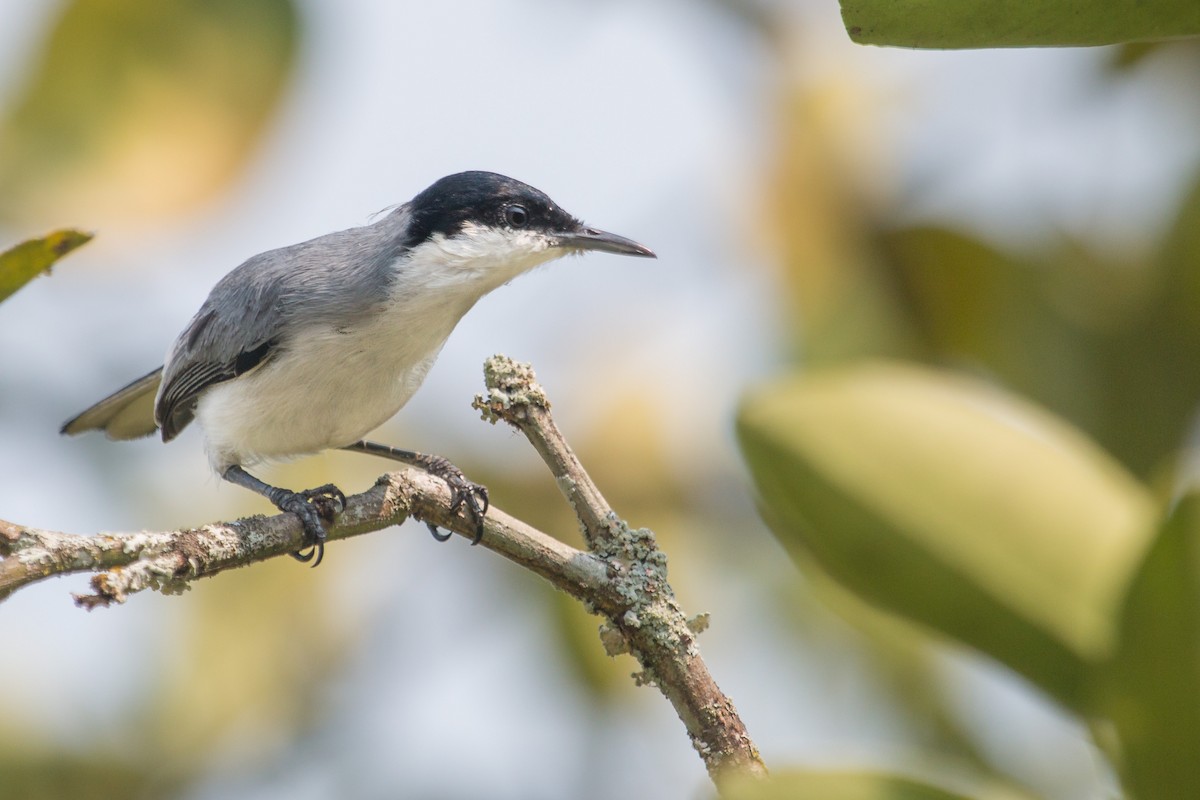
xmin=61 ymin=367 xmax=164 ymax=440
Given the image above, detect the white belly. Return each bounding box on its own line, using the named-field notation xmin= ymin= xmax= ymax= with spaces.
xmin=196 ymin=294 xmax=473 ymax=471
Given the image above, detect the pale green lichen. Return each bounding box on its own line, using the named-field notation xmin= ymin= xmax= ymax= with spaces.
xmin=16 ymin=547 xmax=52 ymax=567
xmin=234 ymin=518 xmax=278 ymax=553
xmin=473 ymin=354 xmax=551 ymax=424
xmin=592 ymin=513 xmax=706 ymax=666
xmin=119 ymin=532 xmax=162 ymax=556
xmin=554 ymin=474 xmax=579 ymax=504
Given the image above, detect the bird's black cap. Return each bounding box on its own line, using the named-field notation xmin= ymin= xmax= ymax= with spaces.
xmin=403 ymin=171 xmax=580 ymax=248
xmin=401 ymin=171 xmax=655 ymax=258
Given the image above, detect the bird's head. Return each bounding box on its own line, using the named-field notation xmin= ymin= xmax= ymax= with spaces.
xmin=401 ymin=171 xmax=655 ymax=287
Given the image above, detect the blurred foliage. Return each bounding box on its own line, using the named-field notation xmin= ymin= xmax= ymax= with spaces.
xmin=0 ymin=0 xmax=299 ymax=226
xmin=746 ymin=23 xmax=1200 ymax=800
xmin=722 ymin=769 xmax=1004 ymax=800
xmin=774 ymin=544 xmax=1006 ymax=778
xmin=0 ymin=754 xmax=162 ymax=800
xmin=1101 ymin=494 xmax=1200 ymax=796
xmin=738 ymin=363 xmax=1155 ymax=712
xmin=763 ymin=81 xmax=915 ymax=368
xmin=768 ymin=78 xmax=1200 ymax=483
xmin=840 ymin=0 xmax=1200 ymax=48
xmin=737 ymin=361 xmax=1200 ymax=797
xmin=0 ymin=228 xmax=92 ymax=303
xmin=878 ymin=179 xmax=1200 ymax=481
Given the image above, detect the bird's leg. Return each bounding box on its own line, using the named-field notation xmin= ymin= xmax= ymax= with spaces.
xmin=341 ymin=440 xmax=489 ymax=545
xmin=222 ymin=465 xmax=345 ymax=568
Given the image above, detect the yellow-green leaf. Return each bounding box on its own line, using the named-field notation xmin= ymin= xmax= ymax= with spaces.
xmin=1103 ymin=494 xmax=1200 ymax=795
xmin=737 ymin=361 xmax=1155 ymax=710
xmin=0 ymin=229 xmax=92 ymax=303
xmin=0 ymin=0 xmax=299 ymax=225
xmin=841 ymin=0 xmax=1200 ymax=49
xmin=721 ymin=770 xmax=990 ymax=800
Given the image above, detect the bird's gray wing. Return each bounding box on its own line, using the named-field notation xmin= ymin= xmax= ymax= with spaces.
xmin=156 ymin=209 xmax=413 ymax=442
xmin=61 ymin=367 xmax=164 ymax=440
xmin=155 ymin=268 xmax=285 ymax=442
xmin=61 ymin=294 xmax=280 ymax=444
xmin=64 ymin=208 xmax=411 ymax=446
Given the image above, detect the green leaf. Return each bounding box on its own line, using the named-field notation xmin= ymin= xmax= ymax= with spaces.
xmin=721 ymin=770 xmax=988 ymax=800
xmin=0 ymin=229 xmax=92 ymax=303
xmin=737 ymin=361 xmax=1155 ymax=710
xmin=875 ymin=219 xmax=1200 ymax=482
xmin=0 ymin=0 xmax=299 ymax=223
xmin=841 ymin=0 xmax=1200 ymax=49
xmin=1102 ymin=494 xmax=1200 ymax=795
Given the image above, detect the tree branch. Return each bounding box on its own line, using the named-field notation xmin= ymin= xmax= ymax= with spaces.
xmin=1 ymin=355 xmax=765 ymax=783
xmin=474 ymin=355 xmax=766 ymax=781
xmin=1 ymin=470 xmax=600 ymax=609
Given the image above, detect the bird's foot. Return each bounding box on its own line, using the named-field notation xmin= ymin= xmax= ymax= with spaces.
xmin=416 ymin=455 xmax=489 ymax=545
xmin=271 ymin=484 xmax=345 ymax=568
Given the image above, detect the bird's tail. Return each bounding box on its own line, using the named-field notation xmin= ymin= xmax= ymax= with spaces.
xmin=61 ymin=367 xmax=163 ymax=440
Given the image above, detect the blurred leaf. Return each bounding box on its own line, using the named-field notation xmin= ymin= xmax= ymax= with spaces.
xmin=841 ymin=0 xmax=1200 ymax=48
xmin=1099 ymin=165 xmax=1200 ymax=480
xmin=0 ymin=753 xmax=159 ymax=800
xmin=0 ymin=0 xmax=299 ymax=225
xmin=1109 ymin=42 xmax=1163 ymax=70
xmin=878 ymin=204 xmax=1200 ymax=481
xmin=1153 ymin=164 xmax=1200 ymax=327
xmin=721 ymin=770 xmax=985 ymax=800
xmin=877 ymin=227 xmax=1083 ymax=397
xmin=737 ymin=361 xmax=1155 ymax=710
xmin=877 ymin=227 xmax=1141 ymax=466
xmin=0 ymin=228 xmax=91 ymax=303
xmin=1108 ymin=38 xmax=1200 ymax=71
xmin=778 ymin=548 xmax=1024 ymax=777
xmin=765 ymin=80 xmax=919 ymax=365
xmin=1102 ymin=494 xmax=1200 ymax=795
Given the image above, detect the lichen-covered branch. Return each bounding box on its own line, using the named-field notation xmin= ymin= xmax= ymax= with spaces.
xmin=0 ymin=470 xmax=602 ymax=609
xmin=1 ymin=472 xmax=415 ymax=606
xmin=1 ymin=354 xmax=765 ymax=784
xmin=473 ymin=357 xmax=615 ymax=548
xmin=474 ymin=355 xmax=767 ymax=781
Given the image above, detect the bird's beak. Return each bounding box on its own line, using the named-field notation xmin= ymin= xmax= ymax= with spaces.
xmin=554 ymin=227 xmax=656 ymax=258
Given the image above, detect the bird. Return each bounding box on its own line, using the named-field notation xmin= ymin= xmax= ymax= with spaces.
xmin=62 ymin=170 xmax=656 ymax=566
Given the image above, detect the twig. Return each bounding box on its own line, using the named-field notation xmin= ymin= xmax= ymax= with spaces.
xmin=1 ymin=355 xmax=766 ymax=783
xmin=473 ymin=355 xmax=766 ymax=781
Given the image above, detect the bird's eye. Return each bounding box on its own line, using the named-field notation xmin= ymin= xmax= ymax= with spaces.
xmin=504 ymin=204 xmax=528 ymax=228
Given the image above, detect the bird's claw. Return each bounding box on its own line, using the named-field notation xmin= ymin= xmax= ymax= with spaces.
xmin=280 ymin=484 xmax=345 ymax=568
xmin=420 ymin=456 xmax=489 ymax=545
xmin=425 ymin=521 xmax=453 ymax=543
xmin=300 ymin=483 xmax=347 ymax=514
